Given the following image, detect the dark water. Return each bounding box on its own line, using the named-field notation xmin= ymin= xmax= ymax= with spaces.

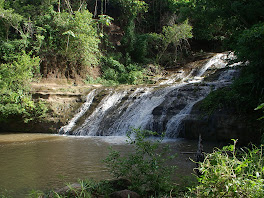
xmin=0 ymin=134 xmax=217 ymax=197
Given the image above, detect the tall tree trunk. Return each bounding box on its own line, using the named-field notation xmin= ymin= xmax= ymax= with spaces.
xmin=101 ymin=0 xmax=104 ymax=15
xmin=58 ymin=0 xmax=61 ymax=12
xmin=105 ymin=0 xmax=107 ymax=14
xmin=94 ymin=0 xmax=98 ymax=17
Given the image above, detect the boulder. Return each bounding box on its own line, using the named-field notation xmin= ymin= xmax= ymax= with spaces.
xmin=107 ymin=178 xmax=132 ymax=191
xmin=181 ymin=106 xmax=261 ymax=145
xmin=109 ymin=190 xmax=140 ymax=198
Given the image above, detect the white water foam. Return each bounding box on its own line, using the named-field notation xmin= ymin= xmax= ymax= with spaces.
xmin=74 ymin=90 xmax=128 ymax=136
xmin=59 ymin=89 xmax=96 ymax=134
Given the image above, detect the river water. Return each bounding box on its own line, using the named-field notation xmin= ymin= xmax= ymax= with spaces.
xmin=0 ymin=133 xmax=219 ymax=197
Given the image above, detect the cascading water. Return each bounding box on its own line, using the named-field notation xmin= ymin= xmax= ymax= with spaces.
xmin=75 ymin=90 xmax=128 ymax=136
xmin=59 ymin=53 xmax=240 ymax=137
xmin=59 ymin=89 xmax=96 ymax=134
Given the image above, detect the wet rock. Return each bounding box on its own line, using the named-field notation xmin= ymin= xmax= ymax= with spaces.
xmin=107 ymin=178 xmax=132 ymax=191
xmin=109 ymin=190 xmax=140 ymax=198
xmin=181 ymin=106 xmax=261 ymax=145
xmin=152 ymin=106 xmax=164 ymax=115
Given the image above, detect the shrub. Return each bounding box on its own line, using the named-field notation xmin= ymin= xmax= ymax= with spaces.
xmin=188 ymin=140 xmax=264 ymax=197
xmin=0 ymin=53 xmax=47 ymax=123
xmin=104 ymin=128 xmax=177 ymax=196
xmin=100 ymin=56 xmax=148 ymax=85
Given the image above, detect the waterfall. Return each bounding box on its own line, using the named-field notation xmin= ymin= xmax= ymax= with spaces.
xmin=59 ymin=53 xmax=239 ymax=137
xmin=196 ymin=53 xmax=227 ymax=77
xmin=74 ymin=90 xmax=128 ymax=136
xmin=165 ymin=98 xmax=204 ymax=137
xmin=59 ymin=89 xmax=97 ymax=134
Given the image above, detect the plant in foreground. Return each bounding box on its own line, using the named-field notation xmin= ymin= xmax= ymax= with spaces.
xmin=29 ymin=179 xmax=115 ymax=198
xmin=104 ymin=128 xmax=177 ymax=196
xmin=187 ymin=140 xmax=264 ymax=198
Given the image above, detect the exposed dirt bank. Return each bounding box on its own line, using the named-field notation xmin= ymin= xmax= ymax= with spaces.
xmin=28 ymin=80 xmax=103 ymax=133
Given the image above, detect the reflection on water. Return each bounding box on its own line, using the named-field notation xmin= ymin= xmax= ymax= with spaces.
xmin=0 ymin=134 xmax=218 ymax=197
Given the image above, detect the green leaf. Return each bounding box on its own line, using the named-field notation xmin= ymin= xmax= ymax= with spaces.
xmin=62 ymin=30 xmax=76 ymax=37
xmin=255 ymin=103 xmax=264 ymax=110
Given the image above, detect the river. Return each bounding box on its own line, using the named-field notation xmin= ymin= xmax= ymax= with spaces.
xmin=0 ymin=133 xmax=219 ymax=197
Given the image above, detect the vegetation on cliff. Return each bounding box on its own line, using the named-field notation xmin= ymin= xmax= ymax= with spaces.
xmin=0 ymin=0 xmax=263 ymax=136
xmin=0 ymin=52 xmax=47 ymax=123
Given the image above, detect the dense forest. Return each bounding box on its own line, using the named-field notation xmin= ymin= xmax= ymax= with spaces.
xmin=0 ymin=0 xmax=263 ymax=141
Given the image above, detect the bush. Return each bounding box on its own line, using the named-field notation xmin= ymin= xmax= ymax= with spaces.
xmin=0 ymin=53 xmax=47 ymax=123
xmin=104 ymin=128 xmax=177 ymax=196
xmin=100 ymin=56 xmax=148 ymax=85
xmin=0 ymin=52 xmax=40 ymax=91
xmin=188 ymin=141 xmax=264 ymax=197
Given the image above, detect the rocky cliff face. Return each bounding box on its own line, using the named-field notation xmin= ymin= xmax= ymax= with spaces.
xmin=0 ymin=82 xmax=102 ymax=133
xmin=181 ymin=104 xmax=261 ymax=145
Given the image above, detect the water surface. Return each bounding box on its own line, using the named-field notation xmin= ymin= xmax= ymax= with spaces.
xmin=0 ymin=133 xmax=217 ymax=197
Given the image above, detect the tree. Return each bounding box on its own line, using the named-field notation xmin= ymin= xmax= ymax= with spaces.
xmin=157 ymin=20 xmax=193 ymax=63
xmin=0 ymin=53 xmax=47 ymax=123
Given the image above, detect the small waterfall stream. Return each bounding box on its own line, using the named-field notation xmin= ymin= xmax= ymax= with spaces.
xmin=59 ymin=53 xmax=239 ymax=137
xmin=59 ymin=89 xmax=97 ymax=134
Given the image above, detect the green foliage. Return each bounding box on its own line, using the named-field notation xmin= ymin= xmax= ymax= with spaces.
xmin=172 ymin=0 xmax=263 ymax=43
xmin=0 ymin=188 xmax=12 ymax=198
xmin=29 ymin=179 xmax=120 ymax=198
xmin=49 ymin=10 xmax=101 ymax=68
xmin=28 ymin=190 xmax=45 ymax=198
xmin=0 ymin=52 xmax=39 ymax=91
xmin=112 ymin=0 xmax=148 ymax=19
xmin=104 ymin=128 xmax=176 ymax=196
xmin=0 ymin=92 xmax=48 ymax=123
xmin=200 ymin=23 xmax=264 ymax=120
xmin=0 ymin=53 xmax=47 ymax=123
xmin=100 ymin=56 xmax=148 ymax=85
xmin=121 ymin=21 xmax=151 ymax=63
xmin=188 ymin=141 xmax=264 ymax=197
xmin=98 ymin=15 xmax=114 ymax=27
xmin=0 ymin=4 xmax=24 ymax=34
xmin=121 ymin=19 xmax=192 ymax=66
xmin=114 ymin=0 xmax=190 ymax=67
xmin=255 ymin=103 xmax=264 ymax=121
xmin=235 ymin=23 xmax=264 ymax=68
xmin=0 ymin=0 xmax=101 ymax=78
xmin=157 ymin=20 xmax=193 ymax=64
xmin=199 ymin=85 xmax=249 ymax=115
xmin=0 ymin=0 xmax=196 ymax=81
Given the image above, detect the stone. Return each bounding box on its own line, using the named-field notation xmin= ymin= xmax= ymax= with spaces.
xmin=107 ymin=178 xmax=132 ymax=191
xmin=181 ymin=105 xmax=261 ymax=145
xmin=109 ymin=190 xmax=140 ymax=198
